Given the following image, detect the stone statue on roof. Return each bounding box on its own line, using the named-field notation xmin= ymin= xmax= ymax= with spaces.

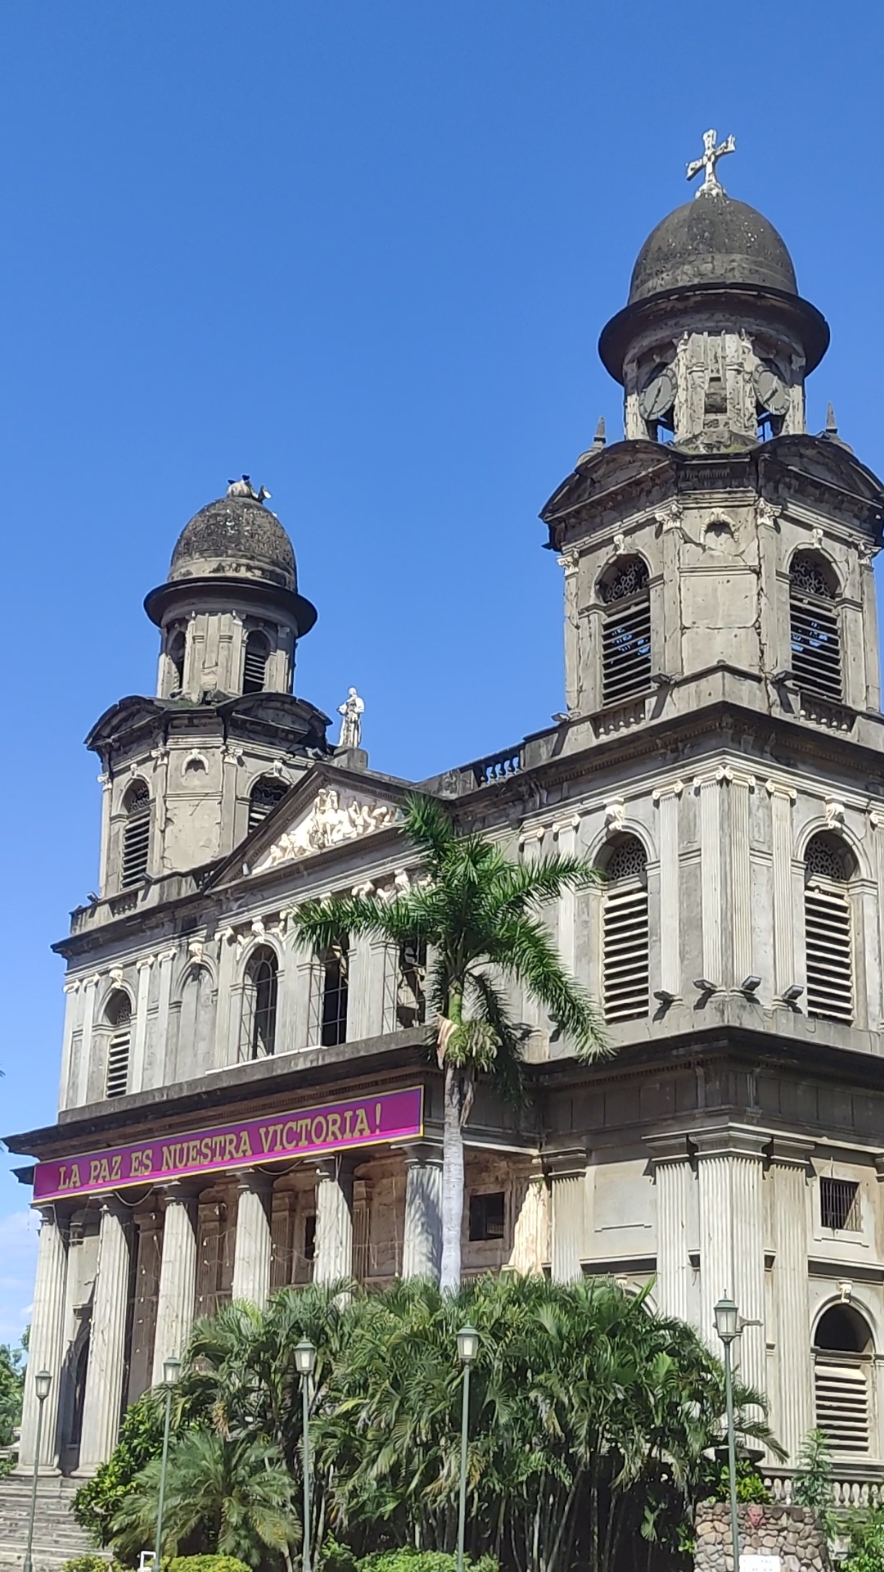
xmin=337 ymin=687 xmax=365 ymax=750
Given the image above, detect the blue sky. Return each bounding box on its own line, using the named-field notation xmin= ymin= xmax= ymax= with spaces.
xmin=0 ymin=0 xmax=882 ymax=1341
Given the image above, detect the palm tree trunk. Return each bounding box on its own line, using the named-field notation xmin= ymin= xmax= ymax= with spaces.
xmin=440 ymin=1063 xmax=465 ymax=1291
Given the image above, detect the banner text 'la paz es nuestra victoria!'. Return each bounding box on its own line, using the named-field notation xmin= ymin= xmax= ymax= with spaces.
xmin=33 ymin=1087 xmax=424 ymax=1203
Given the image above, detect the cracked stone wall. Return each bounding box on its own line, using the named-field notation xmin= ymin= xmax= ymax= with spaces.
xmin=694 ymin=1502 xmax=830 ymax=1572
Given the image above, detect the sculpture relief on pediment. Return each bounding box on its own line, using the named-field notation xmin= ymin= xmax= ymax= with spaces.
xmin=254 ymin=787 xmax=401 ymax=871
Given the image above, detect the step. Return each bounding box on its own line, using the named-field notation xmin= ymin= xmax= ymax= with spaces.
xmin=0 ymin=1473 xmax=102 ymax=1572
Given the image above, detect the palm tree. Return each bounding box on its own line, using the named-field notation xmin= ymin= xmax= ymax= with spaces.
xmin=290 ymin=792 xmax=608 ymax=1289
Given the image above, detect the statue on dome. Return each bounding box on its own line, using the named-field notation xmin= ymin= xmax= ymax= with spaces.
xmin=226 ymin=474 xmax=272 ymax=503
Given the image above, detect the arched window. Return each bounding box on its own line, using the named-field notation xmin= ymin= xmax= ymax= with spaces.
xmin=167 ymin=630 xmax=186 ymax=696
xmin=121 ymin=780 xmax=151 ymax=887
xmin=321 ymin=941 xmax=349 ymax=1047
xmin=105 ymin=989 xmax=132 ymax=1098
xmin=814 ymin=1304 xmax=873 ymax=1455
xmin=790 ymin=552 xmax=842 ymax=701
xmin=242 ymin=631 xmax=270 ymax=694
xmin=241 ymin=946 xmax=278 ymax=1059
xmin=598 ymin=557 xmax=651 ymax=706
xmin=248 ymin=775 xmax=289 ymax=834
xmin=804 ymin=832 xmax=855 ymax=1023
xmin=599 ymin=835 xmax=649 ymax=1022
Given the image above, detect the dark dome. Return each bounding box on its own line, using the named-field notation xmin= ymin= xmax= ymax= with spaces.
xmin=170 ymin=494 xmax=296 ymax=593
xmin=628 ymin=195 xmax=798 ymax=304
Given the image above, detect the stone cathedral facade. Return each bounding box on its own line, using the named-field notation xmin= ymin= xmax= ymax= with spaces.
xmin=10 ymin=148 xmax=884 ymax=1501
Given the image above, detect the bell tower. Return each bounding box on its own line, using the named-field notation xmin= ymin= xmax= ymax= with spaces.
xmin=542 ymin=135 xmax=884 ymax=745
xmin=86 ymin=479 xmax=330 ymax=896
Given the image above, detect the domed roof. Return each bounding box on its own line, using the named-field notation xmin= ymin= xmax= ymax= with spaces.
xmin=628 ymin=194 xmax=798 ymax=304
xmin=169 ymin=482 xmax=296 ymax=593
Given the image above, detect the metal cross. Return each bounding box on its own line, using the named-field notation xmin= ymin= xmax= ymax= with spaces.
xmin=686 ymin=129 xmax=736 ymax=197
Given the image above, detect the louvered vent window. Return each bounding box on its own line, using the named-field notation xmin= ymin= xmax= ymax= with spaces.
xmin=820 ymin=1177 xmax=861 ymax=1231
xmin=601 ymin=835 xmax=649 ymax=1022
xmin=814 ymin=1306 xmax=872 ymax=1455
xmin=790 ymin=553 xmax=842 ymax=701
xmin=804 ymin=833 xmax=854 ymax=1023
xmin=600 ymin=557 xmax=651 ymax=706
xmin=243 ymin=632 xmax=270 ymax=694
xmin=248 ymin=776 xmax=288 ymax=833
xmin=121 ymin=781 xmax=151 ymax=888
xmin=241 ymin=946 xmax=278 ymax=1059
xmin=321 ymin=941 xmax=349 ymax=1047
xmin=105 ymin=991 xmax=132 ymax=1099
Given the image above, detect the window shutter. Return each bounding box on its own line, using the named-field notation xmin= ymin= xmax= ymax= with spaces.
xmin=600 ymin=558 xmax=651 ymax=706
xmin=121 ymin=782 xmax=151 ymax=888
xmin=602 ymin=883 xmax=650 ymax=1021
xmin=790 ymin=554 xmax=842 ymax=700
xmin=805 ymin=885 xmax=853 ymax=1022
xmin=815 ymin=1358 xmax=870 ymax=1453
xmin=243 ymin=634 xmax=269 ymax=694
xmin=105 ymin=993 xmax=132 ymax=1099
xmin=248 ymin=776 xmax=288 ymax=833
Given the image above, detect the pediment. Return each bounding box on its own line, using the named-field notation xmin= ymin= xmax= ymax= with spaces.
xmin=252 ymin=780 xmax=403 ymax=872
xmin=540 ymin=441 xmax=675 ymax=527
xmin=765 ymin=435 xmax=884 ymax=508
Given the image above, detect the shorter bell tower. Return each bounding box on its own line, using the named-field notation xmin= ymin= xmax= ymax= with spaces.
xmin=86 ymin=479 xmax=330 ymax=897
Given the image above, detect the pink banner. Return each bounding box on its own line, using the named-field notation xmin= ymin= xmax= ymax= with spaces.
xmin=33 ymin=1086 xmax=424 ymax=1203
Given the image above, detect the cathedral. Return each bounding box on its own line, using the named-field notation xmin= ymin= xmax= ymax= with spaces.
xmin=9 ymin=134 xmax=884 ymax=1504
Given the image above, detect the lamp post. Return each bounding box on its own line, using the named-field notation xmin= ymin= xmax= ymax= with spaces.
xmin=294 ymin=1339 xmax=317 ymax=1572
xmin=456 ymin=1326 xmax=479 ymax=1572
xmin=714 ymin=1294 xmax=741 ymax=1572
xmin=23 ymin=1369 xmax=52 ymax=1572
xmin=154 ymin=1354 xmax=182 ymax=1566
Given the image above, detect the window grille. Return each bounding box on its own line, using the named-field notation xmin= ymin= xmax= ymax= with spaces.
xmin=383 ymin=939 xmax=427 ymax=1031
xmin=243 ymin=632 xmax=270 ymax=694
xmin=121 ymin=781 xmax=151 ymax=888
xmin=790 ymin=553 xmax=842 ymax=701
xmin=469 ymin=1192 xmax=505 ymax=1242
xmin=248 ymin=775 xmax=288 ymax=834
xmin=600 ymin=558 xmax=651 ymax=706
xmin=814 ymin=1360 xmax=870 ymax=1453
xmin=820 ymin=1177 xmax=861 ymax=1231
xmin=600 ymin=836 xmax=649 ymax=1022
xmin=804 ymin=833 xmax=854 ymax=1023
xmin=241 ymin=946 xmax=278 ymax=1059
xmin=321 ymin=943 xmax=349 ymax=1047
xmin=167 ymin=631 xmax=185 ymax=696
xmin=105 ymin=991 xmax=132 ymax=1099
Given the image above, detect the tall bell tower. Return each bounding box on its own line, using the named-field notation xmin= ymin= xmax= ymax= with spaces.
xmin=86 ymin=479 xmax=330 ymax=896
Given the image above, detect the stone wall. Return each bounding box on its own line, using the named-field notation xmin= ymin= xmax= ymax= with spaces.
xmin=694 ymin=1501 xmax=829 ymax=1572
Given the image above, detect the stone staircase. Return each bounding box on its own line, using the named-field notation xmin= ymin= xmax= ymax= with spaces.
xmin=0 ymin=1473 xmax=103 ymax=1571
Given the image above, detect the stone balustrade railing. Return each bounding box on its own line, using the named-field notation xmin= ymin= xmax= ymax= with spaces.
xmin=764 ymin=1473 xmax=884 ymax=1509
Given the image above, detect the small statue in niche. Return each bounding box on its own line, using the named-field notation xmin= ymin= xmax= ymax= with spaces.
xmin=337 ymin=687 xmax=365 ymax=750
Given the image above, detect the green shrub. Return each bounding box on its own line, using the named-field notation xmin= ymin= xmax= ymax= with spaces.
xmin=843 ymin=1510 xmax=884 ymax=1572
xmin=358 ymin=1554 xmax=497 ymax=1572
xmin=72 ymin=1392 xmax=165 ymax=1546
xmin=167 ymin=1560 xmax=253 ymax=1572
xmin=61 ymin=1558 xmax=121 ymax=1572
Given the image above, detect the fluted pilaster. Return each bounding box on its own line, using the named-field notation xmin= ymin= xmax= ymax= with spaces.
xmin=231 ymin=1172 xmax=273 ymax=1307
xmin=401 ymin=1142 xmax=443 ymax=1282
xmin=770 ymin=1140 xmax=812 ymax=1463
xmin=549 ymin=1151 xmax=587 ymax=1283
xmin=314 ymin=1158 xmax=354 ymax=1283
xmin=151 ymin=1183 xmax=198 ymax=1385
xmin=647 ymin=1135 xmax=692 ymax=1323
xmin=18 ymin=1208 xmax=68 ymax=1471
xmin=78 ymin=1200 xmax=131 ymax=1470
xmin=695 ymin=1127 xmax=767 ymax=1404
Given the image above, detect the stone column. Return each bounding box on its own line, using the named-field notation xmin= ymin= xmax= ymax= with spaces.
xmin=766 ymin=779 xmax=798 ymax=997
xmin=548 ymin=1150 xmax=587 ymax=1283
xmin=57 ymin=979 xmax=82 ymax=1112
xmin=658 ymin=503 xmax=685 ymax=678
xmin=646 ymin=1134 xmax=693 ymax=1324
xmin=558 ymin=549 xmax=580 ymax=714
xmin=151 ymin=1184 xmax=198 ymax=1385
xmin=860 ymin=547 xmax=881 ymax=710
xmin=509 ymin=1161 xmax=548 ymax=1275
xmin=18 ymin=1208 xmax=68 ymax=1471
xmin=75 ymin=974 xmax=99 ymax=1109
xmin=694 ymin=1126 xmax=768 ymax=1403
xmin=97 ymin=770 xmax=113 ymax=897
xmin=153 ymin=947 xmax=178 ymax=1088
xmin=400 ymin=1142 xmax=444 ymax=1282
xmin=348 ymin=935 xmax=386 ymax=1041
xmin=78 ymin=1200 xmax=131 ymax=1471
xmin=231 ymin=1172 xmax=273 ymax=1307
xmin=130 ymin=955 xmax=154 ymax=1094
xmin=728 ymin=772 xmax=756 ymax=987
xmin=552 ymin=818 xmax=581 ymax=976
xmin=652 ymin=781 xmax=684 ymax=997
xmin=693 ymin=771 xmax=726 ymax=986
xmin=769 ymin=1139 xmax=812 ymax=1464
xmin=314 ymin=1158 xmax=354 ymax=1283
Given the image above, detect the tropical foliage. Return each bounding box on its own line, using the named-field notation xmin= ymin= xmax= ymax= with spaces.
xmin=290 ymin=793 xmax=608 ymax=1288
xmin=78 ymin=1275 xmax=782 ymax=1572
xmin=0 ymin=1336 xmax=26 ymax=1451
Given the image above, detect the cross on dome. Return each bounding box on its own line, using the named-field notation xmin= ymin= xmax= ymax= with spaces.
xmin=686 ymin=129 xmax=736 ymax=198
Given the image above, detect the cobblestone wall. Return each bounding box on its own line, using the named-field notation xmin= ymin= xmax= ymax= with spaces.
xmin=694 ymin=1501 xmax=830 ymax=1572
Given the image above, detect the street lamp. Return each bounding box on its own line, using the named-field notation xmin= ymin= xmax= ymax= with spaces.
xmin=294 ymin=1339 xmax=317 ymax=1572
xmin=456 ymin=1327 xmax=479 ymax=1572
xmin=154 ymin=1354 xmax=182 ymax=1566
xmin=714 ymin=1294 xmax=741 ymax=1572
xmin=23 ymin=1369 xmax=52 ymax=1572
